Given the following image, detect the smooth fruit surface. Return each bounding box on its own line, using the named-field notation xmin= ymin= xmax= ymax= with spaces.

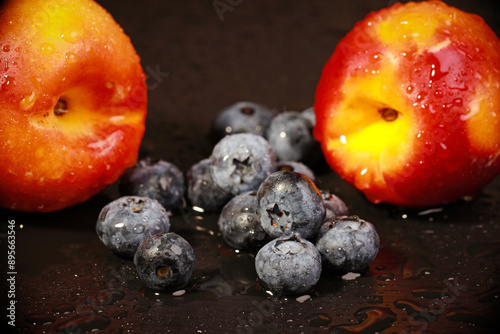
xmin=0 ymin=0 xmax=147 ymax=212
xmin=314 ymin=0 xmax=500 ymax=207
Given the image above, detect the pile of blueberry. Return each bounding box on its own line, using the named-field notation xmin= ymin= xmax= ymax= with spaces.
xmin=95 ymin=101 xmax=380 ymax=296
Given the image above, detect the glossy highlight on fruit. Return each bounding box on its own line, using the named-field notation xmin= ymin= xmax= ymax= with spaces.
xmin=314 ymin=0 xmax=500 ymax=208
xmin=0 ymin=0 xmax=147 ymax=212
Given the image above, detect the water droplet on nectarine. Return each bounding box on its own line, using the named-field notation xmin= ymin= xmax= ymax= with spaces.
xmin=40 ymin=43 xmax=55 ymax=55
xmin=65 ymin=52 xmax=78 ymax=64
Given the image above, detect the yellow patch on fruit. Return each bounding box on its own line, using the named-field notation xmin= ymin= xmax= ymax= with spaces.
xmin=463 ymin=86 xmax=500 ymax=154
xmin=376 ymin=1 xmax=452 ymax=52
xmin=325 ymin=61 xmax=415 ymax=187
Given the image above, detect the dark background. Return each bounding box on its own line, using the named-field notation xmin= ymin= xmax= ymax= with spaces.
xmin=1 ymin=0 xmax=500 ymax=333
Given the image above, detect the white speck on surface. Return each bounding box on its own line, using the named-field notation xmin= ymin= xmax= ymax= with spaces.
xmin=172 ymin=289 xmax=186 ymax=296
xmin=418 ymin=207 xmax=444 ymax=216
xmin=296 ymin=295 xmax=311 ymax=303
xmin=342 ymin=272 xmax=361 ymax=280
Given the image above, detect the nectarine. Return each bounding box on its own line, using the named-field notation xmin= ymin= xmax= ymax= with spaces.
xmin=314 ymin=0 xmax=500 ymax=208
xmin=0 ymin=0 xmax=147 ymax=212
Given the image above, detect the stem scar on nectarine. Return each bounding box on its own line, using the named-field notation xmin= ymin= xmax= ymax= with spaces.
xmin=378 ymin=108 xmax=398 ymax=122
xmin=53 ymin=98 xmax=68 ymax=116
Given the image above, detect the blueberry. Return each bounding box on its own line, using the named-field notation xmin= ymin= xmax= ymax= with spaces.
xmin=96 ymin=196 xmax=170 ymax=258
xmin=134 ymin=232 xmax=195 ymax=291
xmin=276 ymin=161 xmax=316 ymax=183
xmin=119 ymin=157 xmax=185 ymax=211
xmin=210 ymin=133 xmax=276 ymax=196
xmin=266 ymin=111 xmax=320 ymax=163
xmin=301 ymin=106 xmax=315 ymax=126
xmin=320 ymin=189 xmax=349 ymax=221
xmin=257 ymin=171 xmax=325 ymax=240
xmin=186 ymin=158 xmax=232 ymax=212
xmin=315 ymin=216 xmax=380 ymax=274
xmin=217 ymin=191 xmax=268 ymax=250
xmin=255 ymin=234 xmax=322 ymax=295
xmin=211 ymin=101 xmax=275 ymax=141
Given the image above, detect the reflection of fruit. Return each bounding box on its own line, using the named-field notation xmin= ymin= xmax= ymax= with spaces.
xmin=314 ymin=1 xmax=500 ymax=207
xmin=0 ymin=0 xmax=147 ymax=212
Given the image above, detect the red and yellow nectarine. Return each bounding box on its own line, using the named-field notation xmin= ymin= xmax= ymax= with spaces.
xmin=0 ymin=0 xmax=147 ymax=212
xmin=314 ymin=0 xmax=500 ymax=208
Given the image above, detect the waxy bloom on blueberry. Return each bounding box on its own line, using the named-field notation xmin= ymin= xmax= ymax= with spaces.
xmin=211 ymin=101 xmax=275 ymax=141
xmin=257 ymin=171 xmax=325 ymax=240
xmin=315 ymin=216 xmax=379 ymax=274
xmin=255 ymin=234 xmax=322 ymax=296
xmin=266 ymin=111 xmax=321 ymax=164
xmin=320 ymin=189 xmax=349 ymax=221
xmin=210 ymin=133 xmax=276 ymax=196
xmin=96 ymin=196 xmax=170 ymax=258
xmin=120 ymin=157 xmax=185 ymax=211
xmin=217 ymin=191 xmax=268 ymax=250
xmin=134 ymin=232 xmax=195 ymax=291
xmin=186 ymin=158 xmax=232 ymax=212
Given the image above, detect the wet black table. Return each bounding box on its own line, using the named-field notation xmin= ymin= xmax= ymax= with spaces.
xmin=2 ymin=0 xmax=500 ymax=333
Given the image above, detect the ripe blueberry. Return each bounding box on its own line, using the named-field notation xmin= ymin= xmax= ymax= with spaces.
xmin=315 ymin=216 xmax=380 ymax=274
xmin=320 ymin=189 xmax=349 ymax=221
xmin=257 ymin=171 xmax=325 ymax=239
xmin=266 ymin=111 xmax=320 ymax=164
xmin=217 ymin=191 xmax=268 ymax=250
xmin=301 ymin=106 xmax=315 ymax=126
xmin=255 ymin=234 xmax=322 ymax=295
xmin=119 ymin=157 xmax=185 ymax=211
xmin=210 ymin=133 xmax=276 ymax=196
xmin=134 ymin=232 xmax=196 ymax=291
xmin=211 ymin=101 xmax=275 ymax=141
xmin=96 ymin=196 xmax=170 ymax=258
xmin=186 ymin=158 xmax=232 ymax=212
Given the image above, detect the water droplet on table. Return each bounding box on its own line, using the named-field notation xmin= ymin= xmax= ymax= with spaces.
xmin=402 ymin=256 xmax=435 ymax=280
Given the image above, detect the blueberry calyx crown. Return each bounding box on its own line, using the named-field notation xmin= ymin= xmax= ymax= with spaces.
xmin=325 ymin=215 xmax=364 ymax=230
xmin=122 ymin=197 xmax=147 ymax=214
xmin=273 ymin=234 xmax=306 ymax=255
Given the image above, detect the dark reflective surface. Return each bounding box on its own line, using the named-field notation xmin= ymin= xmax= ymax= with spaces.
xmin=1 ymin=0 xmax=500 ymax=333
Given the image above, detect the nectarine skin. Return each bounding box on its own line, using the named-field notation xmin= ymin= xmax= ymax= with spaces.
xmin=0 ymin=0 xmax=147 ymax=212
xmin=314 ymin=1 xmax=500 ymax=208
